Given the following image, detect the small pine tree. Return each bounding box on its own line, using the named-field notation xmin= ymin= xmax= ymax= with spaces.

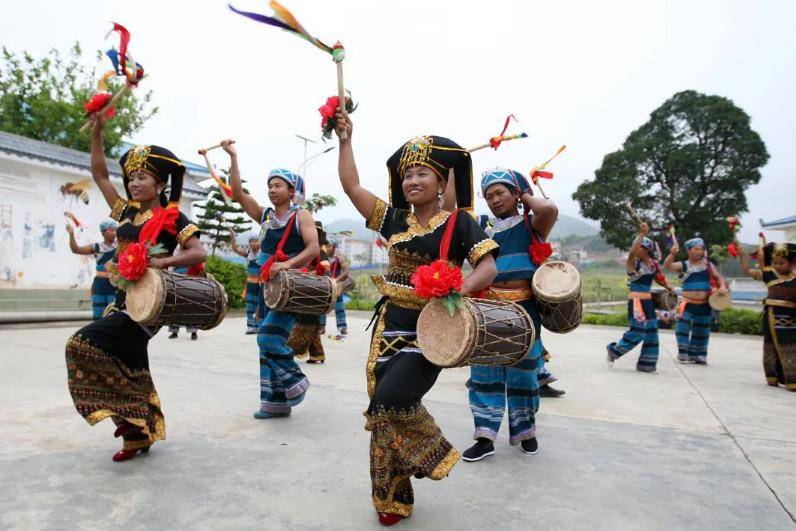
xmin=194 ymin=171 xmax=252 ymax=256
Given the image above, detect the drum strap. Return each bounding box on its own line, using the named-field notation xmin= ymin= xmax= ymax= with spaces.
xmin=260 ymin=211 xmax=298 ymax=282
xmin=439 ymin=210 xmax=459 ymax=262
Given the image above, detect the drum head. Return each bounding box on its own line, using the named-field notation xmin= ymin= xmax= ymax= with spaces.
xmin=263 ymin=270 xmax=287 ymax=309
xmin=417 ymin=298 xmax=474 ymax=367
xmin=709 ymin=291 xmax=731 ymax=311
xmin=532 ymin=261 xmax=581 ymax=302
xmin=126 ymin=268 xmax=165 ymax=323
xmin=661 ymin=290 xmax=678 ymax=311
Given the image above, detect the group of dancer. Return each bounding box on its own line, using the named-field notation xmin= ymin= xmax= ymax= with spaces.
xmin=63 ymin=96 xmax=794 ymax=526
xmin=606 ymin=222 xmax=795 ymax=392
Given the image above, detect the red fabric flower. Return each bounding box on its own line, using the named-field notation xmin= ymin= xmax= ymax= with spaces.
xmin=84 ymin=93 xmax=116 ymax=119
xmin=411 ymin=260 xmax=463 ymax=299
xmin=529 ymin=241 xmax=553 ymax=265
xmin=138 ymin=206 xmax=179 ymax=245
xmin=727 ymin=242 xmax=739 ymax=258
xmin=117 ymin=242 xmax=149 ymax=281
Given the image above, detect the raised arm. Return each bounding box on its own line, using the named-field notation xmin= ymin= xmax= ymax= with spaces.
xmin=736 ymin=240 xmax=762 ymax=280
xmin=220 ymin=140 xmax=264 ymax=223
xmin=663 ymin=241 xmax=683 ymax=272
xmin=333 ymin=110 xmax=378 ymax=220
xmin=525 ymin=192 xmax=558 ymax=240
xmin=441 ymin=168 xmax=456 ymax=212
xmin=227 ymin=227 xmax=248 ymax=257
xmin=90 ymin=116 xmax=122 ymax=210
xmin=65 ymin=224 xmax=95 ymax=255
xmin=626 ymin=223 xmax=649 ymax=273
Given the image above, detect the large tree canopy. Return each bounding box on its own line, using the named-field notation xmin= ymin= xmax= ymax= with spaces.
xmin=573 ymin=90 xmax=768 ymax=250
xmin=0 ymin=43 xmax=157 ymax=154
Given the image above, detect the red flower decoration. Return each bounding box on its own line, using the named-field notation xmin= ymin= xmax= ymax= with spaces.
xmin=529 ymin=241 xmax=553 ymax=265
xmin=411 ymin=260 xmax=463 ymax=299
xmin=117 ymin=242 xmax=149 ymax=281
xmin=727 ymin=242 xmax=739 ymax=258
xmin=84 ymin=93 xmax=116 ymax=119
xmin=318 ymin=93 xmax=357 ymax=140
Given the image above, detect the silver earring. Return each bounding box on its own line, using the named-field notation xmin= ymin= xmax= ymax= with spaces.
xmin=437 ymin=192 xmax=444 ymax=209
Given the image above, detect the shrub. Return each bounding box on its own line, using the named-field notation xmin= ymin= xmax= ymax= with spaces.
xmin=205 ymin=255 xmax=246 ymax=309
xmin=718 ymin=308 xmax=762 ymax=336
xmin=582 ymin=312 xmax=627 ymax=327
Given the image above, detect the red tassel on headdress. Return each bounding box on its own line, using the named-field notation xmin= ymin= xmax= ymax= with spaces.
xmin=84 ymin=93 xmax=116 ymax=118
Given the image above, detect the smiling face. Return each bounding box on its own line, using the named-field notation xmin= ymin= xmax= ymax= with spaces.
xmin=249 ymin=238 xmax=260 ymax=254
xmin=402 ymin=165 xmax=443 ymax=208
xmin=127 ymin=171 xmax=162 ymax=203
xmin=267 ymin=177 xmax=294 ymax=207
xmin=687 ymin=245 xmax=705 ymax=261
xmin=484 ymin=183 xmax=519 ymax=219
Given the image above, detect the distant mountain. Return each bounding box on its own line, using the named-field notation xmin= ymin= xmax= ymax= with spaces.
xmin=325 ymin=214 xmax=598 ymax=241
xmin=324 ymin=218 xmax=374 ymax=241
xmin=549 ymin=214 xmax=599 ymax=239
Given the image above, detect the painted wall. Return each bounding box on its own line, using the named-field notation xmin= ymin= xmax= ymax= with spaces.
xmin=0 ymin=154 xmax=196 ymax=288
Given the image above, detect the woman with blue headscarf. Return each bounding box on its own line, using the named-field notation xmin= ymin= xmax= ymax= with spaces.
xmin=607 ymin=223 xmax=673 ymax=372
xmin=218 ymin=139 xmax=320 ymax=418
xmin=66 ymin=219 xmax=118 ymax=320
xmin=664 ymin=236 xmax=728 ymax=364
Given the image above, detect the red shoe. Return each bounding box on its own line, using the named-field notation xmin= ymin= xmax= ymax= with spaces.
xmin=377 ymin=512 xmax=404 ymax=526
xmin=112 ymin=446 xmax=150 ymax=462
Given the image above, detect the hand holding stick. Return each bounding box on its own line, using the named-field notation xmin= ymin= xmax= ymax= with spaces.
xmin=199 ymin=140 xmax=235 ymax=155
xmin=624 ymin=200 xmax=645 ymax=226
xmin=79 ymin=84 xmax=132 ymax=133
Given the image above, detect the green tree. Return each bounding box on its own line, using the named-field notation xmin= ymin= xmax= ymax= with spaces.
xmin=194 ymin=173 xmax=252 ymax=256
xmin=573 ymin=90 xmax=768 ymax=250
xmin=0 ymin=43 xmax=157 ymax=153
xmin=303 ymin=193 xmax=336 ymax=214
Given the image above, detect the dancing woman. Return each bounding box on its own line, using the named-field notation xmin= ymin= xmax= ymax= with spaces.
xmin=65 ymin=116 xmax=206 ymax=462
xmin=333 ymin=110 xmax=498 ymax=525
xmin=737 ymin=240 xmax=796 ymax=390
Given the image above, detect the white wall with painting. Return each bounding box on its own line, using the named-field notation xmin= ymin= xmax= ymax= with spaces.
xmin=0 ymin=153 xmax=195 ymax=289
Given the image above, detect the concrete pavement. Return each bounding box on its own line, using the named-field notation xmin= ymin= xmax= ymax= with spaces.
xmin=1 ymin=314 xmax=794 ymax=530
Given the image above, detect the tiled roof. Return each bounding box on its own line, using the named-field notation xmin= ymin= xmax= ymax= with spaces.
xmin=0 ymin=130 xmax=209 ymax=197
xmin=759 ymin=215 xmax=796 ymax=228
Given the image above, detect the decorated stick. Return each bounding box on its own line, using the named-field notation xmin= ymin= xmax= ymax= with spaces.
xmin=200 ymin=151 xmax=234 ymax=206
xmin=467 ymin=133 xmax=528 ymax=153
xmin=228 ymin=2 xmax=350 ymax=139
xmin=623 ymin=200 xmax=645 ymax=226
xmin=529 ymin=145 xmax=567 ymax=199
xmin=80 ymin=23 xmax=144 ymax=133
xmin=199 ymin=140 xmax=235 ymax=154
xmin=467 ymin=115 xmax=527 ymax=152
xmin=79 ymin=85 xmax=131 ymax=133
xmin=333 ymin=43 xmax=348 ymax=141
xmin=64 ymin=211 xmax=83 ymax=229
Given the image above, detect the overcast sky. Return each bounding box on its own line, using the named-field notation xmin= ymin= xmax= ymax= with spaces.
xmin=3 ymin=0 xmax=794 ymax=242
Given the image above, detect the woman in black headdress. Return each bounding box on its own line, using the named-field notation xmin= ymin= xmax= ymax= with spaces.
xmin=64 ymin=116 xmax=206 ymax=462
xmin=333 ymin=110 xmax=498 ymax=525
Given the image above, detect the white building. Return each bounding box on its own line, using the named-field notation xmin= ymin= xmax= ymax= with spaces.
xmin=760 ymin=215 xmax=796 ymax=242
xmin=0 ymin=131 xmax=209 ymax=288
xmin=371 ymin=240 xmax=389 ymax=265
xmin=340 ymin=237 xmax=373 ymax=267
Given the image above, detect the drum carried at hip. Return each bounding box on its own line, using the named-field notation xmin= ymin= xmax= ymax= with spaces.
xmin=337 ymin=277 xmax=356 ymax=295
xmin=417 ymin=297 xmax=535 ymax=368
xmin=651 ymin=288 xmax=678 ymax=311
xmin=531 ymin=261 xmax=583 ymax=334
xmin=126 ymin=267 xmax=228 ymax=330
xmin=264 ymin=269 xmax=338 ymax=316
